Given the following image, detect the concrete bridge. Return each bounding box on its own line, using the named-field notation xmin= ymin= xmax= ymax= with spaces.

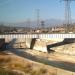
xmin=0 ymin=34 xmax=75 ymax=54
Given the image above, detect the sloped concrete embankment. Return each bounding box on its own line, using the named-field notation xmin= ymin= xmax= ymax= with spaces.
xmin=51 ymin=43 xmax=75 ymax=55
xmin=50 ymin=38 xmax=75 ymax=55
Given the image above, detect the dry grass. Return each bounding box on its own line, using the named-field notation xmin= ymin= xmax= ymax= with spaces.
xmin=0 ymin=52 xmax=56 ymax=75
xmin=0 ymin=67 xmax=19 ymax=75
xmin=0 ymin=57 xmax=11 ymax=63
xmin=30 ymin=68 xmax=47 ymax=75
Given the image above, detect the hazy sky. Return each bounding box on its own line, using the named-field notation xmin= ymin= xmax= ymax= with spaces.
xmin=0 ymin=0 xmax=75 ymax=23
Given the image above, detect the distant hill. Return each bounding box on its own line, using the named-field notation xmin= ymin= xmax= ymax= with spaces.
xmin=0 ymin=19 xmax=65 ymax=28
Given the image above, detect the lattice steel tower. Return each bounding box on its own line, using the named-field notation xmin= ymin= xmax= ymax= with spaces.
xmin=63 ymin=0 xmax=75 ymax=32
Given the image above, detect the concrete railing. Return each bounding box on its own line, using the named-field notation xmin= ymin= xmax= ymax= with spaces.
xmin=0 ymin=34 xmax=75 ymax=38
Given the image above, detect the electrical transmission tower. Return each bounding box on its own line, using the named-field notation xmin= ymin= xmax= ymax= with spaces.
xmin=41 ymin=20 xmax=45 ymax=29
xmin=62 ymin=0 xmax=75 ymax=33
xmin=26 ymin=19 xmax=31 ymax=31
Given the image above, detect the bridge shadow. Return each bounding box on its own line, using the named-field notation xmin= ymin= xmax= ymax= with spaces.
xmin=47 ymin=38 xmax=75 ymax=53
